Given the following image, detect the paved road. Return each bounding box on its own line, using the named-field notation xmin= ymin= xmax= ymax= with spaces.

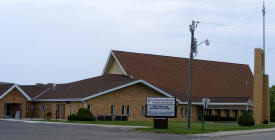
xmin=0 ymin=120 xmax=202 ymax=140
xmin=1 ymin=120 xmax=275 ymax=140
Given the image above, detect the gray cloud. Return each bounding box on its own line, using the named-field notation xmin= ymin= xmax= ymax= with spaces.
xmin=0 ymin=0 xmax=274 ymax=86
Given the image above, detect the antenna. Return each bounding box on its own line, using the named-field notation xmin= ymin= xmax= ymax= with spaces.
xmin=262 ymin=1 xmax=266 ymax=74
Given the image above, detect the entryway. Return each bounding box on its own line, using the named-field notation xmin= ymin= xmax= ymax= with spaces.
xmin=4 ymin=103 xmax=22 ymax=118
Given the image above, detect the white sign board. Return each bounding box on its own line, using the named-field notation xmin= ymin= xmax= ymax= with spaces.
xmin=202 ymin=98 xmax=210 ymax=109
xmin=146 ymin=97 xmax=176 ymax=117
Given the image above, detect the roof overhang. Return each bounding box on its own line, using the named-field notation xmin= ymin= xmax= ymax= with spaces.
xmin=178 ymin=101 xmax=250 ymax=106
xmin=34 ymin=98 xmax=83 ymax=102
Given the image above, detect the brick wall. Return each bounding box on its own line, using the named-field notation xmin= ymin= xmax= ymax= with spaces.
xmin=0 ymin=88 xmax=27 ymax=118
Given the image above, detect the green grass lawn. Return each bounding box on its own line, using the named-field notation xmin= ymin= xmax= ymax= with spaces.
xmin=135 ymin=121 xmax=275 ymax=134
xmin=35 ymin=120 xmax=275 ymax=134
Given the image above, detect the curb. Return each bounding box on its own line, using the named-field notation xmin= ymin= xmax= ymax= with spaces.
xmin=195 ymin=127 xmax=275 ymax=137
xmin=0 ymin=119 xmax=148 ymax=129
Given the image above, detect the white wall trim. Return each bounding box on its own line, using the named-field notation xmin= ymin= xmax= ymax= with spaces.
xmin=102 ymin=50 xmax=127 ymax=76
xmin=0 ymin=84 xmax=31 ymax=101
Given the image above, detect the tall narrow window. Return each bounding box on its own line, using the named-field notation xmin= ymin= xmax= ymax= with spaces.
xmin=208 ymin=109 xmax=212 ymax=115
xmin=87 ymin=104 xmax=92 ymax=111
xmin=234 ymin=110 xmax=238 ymax=118
xmin=111 ymin=105 xmax=115 ymax=115
xmin=121 ymin=105 xmax=125 ymax=115
xmin=216 ymin=110 xmax=220 ymax=117
xmin=127 ymin=105 xmax=131 ymax=115
xmin=180 ymin=107 xmax=184 ymax=116
xmin=141 ymin=106 xmax=145 ymax=116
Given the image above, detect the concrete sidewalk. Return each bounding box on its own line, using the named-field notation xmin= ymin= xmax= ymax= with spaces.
xmin=196 ymin=127 xmax=275 ymax=137
xmin=0 ymin=119 xmax=148 ymax=129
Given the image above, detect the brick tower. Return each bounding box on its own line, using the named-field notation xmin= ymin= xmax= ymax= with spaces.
xmin=253 ymin=48 xmax=270 ymax=124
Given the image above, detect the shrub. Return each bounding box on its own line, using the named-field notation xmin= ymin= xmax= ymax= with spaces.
xmin=77 ymin=108 xmax=95 ymax=121
xmin=238 ymin=111 xmax=255 ymax=126
xmin=68 ymin=114 xmax=78 ymax=121
xmin=263 ymin=120 xmax=269 ymax=124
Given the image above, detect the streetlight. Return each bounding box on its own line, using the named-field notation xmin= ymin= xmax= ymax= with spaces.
xmin=187 ymin=21 xmax=209 ymax=130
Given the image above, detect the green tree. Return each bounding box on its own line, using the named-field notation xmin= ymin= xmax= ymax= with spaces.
xmin=270 ymin=86 xmax=275 ymax=121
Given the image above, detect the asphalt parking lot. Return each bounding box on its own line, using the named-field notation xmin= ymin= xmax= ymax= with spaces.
xmin=0 ymin=120 xmax=202 ymax=140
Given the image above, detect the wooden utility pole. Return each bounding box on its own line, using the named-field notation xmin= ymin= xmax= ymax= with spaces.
xmin=187 ymin=20 xmax=195 ymax=130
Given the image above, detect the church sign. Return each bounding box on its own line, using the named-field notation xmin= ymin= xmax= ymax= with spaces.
xmin=146 ymin=97 xmax=176 ymax=117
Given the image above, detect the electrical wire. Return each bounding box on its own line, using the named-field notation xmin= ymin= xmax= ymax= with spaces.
xmin=199 ymin=21 xmax=275 ymax=31
xmin=209 ymin=40 xmax=275 ymax=50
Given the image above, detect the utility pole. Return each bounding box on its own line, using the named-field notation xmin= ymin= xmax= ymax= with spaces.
xmin=187 ymin=21 xmax=209 ymax=130
xmin=187 ymin=21 xmax=195 ymax=130
xmin=262 ymin=1 xmax=266 ymax=74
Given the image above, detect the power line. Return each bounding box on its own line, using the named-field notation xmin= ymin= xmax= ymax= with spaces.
xmin=199 ymin=21 xmax=275 ymax=31
xmin=210 ymin=40 xmax=275 ymax=50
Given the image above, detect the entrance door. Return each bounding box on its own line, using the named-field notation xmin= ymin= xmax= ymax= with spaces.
xmin=4 ymin=104 xmax=12 ymax=118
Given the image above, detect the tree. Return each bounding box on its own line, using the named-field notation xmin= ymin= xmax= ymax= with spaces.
xmin=269 ymin=86 xmax=275 ymax=121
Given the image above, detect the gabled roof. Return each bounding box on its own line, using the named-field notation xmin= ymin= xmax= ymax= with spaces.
xmin=0 ymin=84 xmax=14 ymax=96
xmin=33 ymin=74 xmax=173 ymax=101
xmin=35 ymin=74 xmax=137 ymax=100
xmin=0 ymin=84 xmax=32 ymax=101
xmin=111 ymin=50 xmax=253 ymax=102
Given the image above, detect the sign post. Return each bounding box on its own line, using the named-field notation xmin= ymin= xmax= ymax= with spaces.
xmin=201 ymin=98 xmax=210 ymax=130
xmin=69 ymin=105 xmax=72 ymax=116
xmin=56 ymin=105 xmax=58 ymax=122
xmin=146 ymin=97 xmax=176 ymax=129
xmin=42 ymin=105 xmax=46 ymax=120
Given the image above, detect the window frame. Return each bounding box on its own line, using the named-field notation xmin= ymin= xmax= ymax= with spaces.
xmin=126 ymin=105 xmax=131 ymax=116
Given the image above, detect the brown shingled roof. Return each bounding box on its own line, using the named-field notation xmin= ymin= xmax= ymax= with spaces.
xmin=0 ymin=84 xmax=14 ymax=96
xmin=112 ymin=50 xmax=253 ymax=102
xmin=20 ymin=84 xmax=51 ymax=99
xmin=36 ymin=74 xmax=137 ymax=100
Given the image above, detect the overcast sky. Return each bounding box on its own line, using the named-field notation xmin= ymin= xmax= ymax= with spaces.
xmin=0 ymin=0 xmax=274 ymax=86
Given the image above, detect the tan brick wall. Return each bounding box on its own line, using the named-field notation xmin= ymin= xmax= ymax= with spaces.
xmin=253 ymin=48 xmax=264 ymax=124
xmin=263 ymin=74 xmax=270 ymax=123
xmin=86 ymin=84 xmax=199 ymax=121
xmin=0 ymin=88 xmax=27 ymax=118
xmin=32 ymin=101 xmax=84 ymax=119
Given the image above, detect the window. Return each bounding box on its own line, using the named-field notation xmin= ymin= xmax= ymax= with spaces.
xmin=207 ymin=109 xmax=212 ymax=115
xmin=87 ymin=104 xmax=92 ymax=111
xmin=234 ymin=110 xmax=238 ymax=118
xmin=26 ymin=104 xmax=28 ymax=111
xmin=180 ymin=107 xmax=184 ymax=116
xmin=111 ymin=105 xmax=115 ymax=115
xmin=127 ymin=105 xmax=131 ymax=115
xmin=121 ymin=105 xmax=125 ymax=115
xmin=224 ymin=110 xmax=229 ymax=117
xmin=216 ymin=110 xmax=220 ymax=117
xmin=141 ymin=106 xmax=145 ymax=116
